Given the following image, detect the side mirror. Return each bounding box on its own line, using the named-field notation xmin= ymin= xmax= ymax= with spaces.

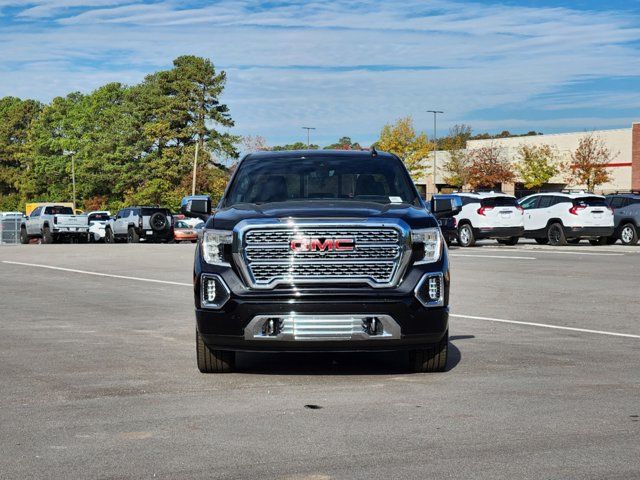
xmin=430 ymin=196 xmax=462 ymax=219
xmin=181 ymin=195 xmax=212 ymax=220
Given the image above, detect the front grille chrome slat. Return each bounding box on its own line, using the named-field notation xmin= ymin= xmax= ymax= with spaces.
xmin=234 ymin=220 xmax=411 ymax=289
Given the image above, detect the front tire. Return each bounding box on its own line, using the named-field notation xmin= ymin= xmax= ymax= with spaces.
xmin=196 ymin=329 xmax=235 ymax=373
xmin=547 ymin=222 xmax=567 ymax=246
xmin=457 ymin=224 xmax=476 ymax=247
xmin=20 ymin=227 xmax=29 ymax=244
xmin=105 ymin=228 xmax=115 ymax=244
xmin=620 ymin=223 xmax=638 ymax=246
xmin=409 ymin=331 xmax=448 ymax=373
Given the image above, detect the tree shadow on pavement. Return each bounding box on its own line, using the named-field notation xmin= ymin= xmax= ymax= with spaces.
xmin=236 ymin=335 xmax=475 ymax=375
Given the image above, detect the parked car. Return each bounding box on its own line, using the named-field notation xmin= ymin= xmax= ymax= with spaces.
xmin=181 ymin=149 xmax=459 ymax=373
xmin=430 ymin=196 xmax=462 ymax=246
xmin=87 ymin=211 xmax=111 ymax=242
xmin=20 ymin=204 xmax=89 ymax=244
xmin=605 ymin=193 xmax=640 ymax=245
xmin=105 ymin=206 xmax=174 ymax=243
xmin=435 ymin=192 xmax=524 ymax=247
xmin=519 ymin=192 xmax=614 ymax=246
xmin=174 ymin=219 xmax=198 ymax=243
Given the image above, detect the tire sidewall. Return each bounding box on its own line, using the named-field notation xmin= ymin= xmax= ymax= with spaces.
xmin=620 ymin=224 xmax=638 ymax=245
xmin=458 ymin=224 xmax=474 ymax=247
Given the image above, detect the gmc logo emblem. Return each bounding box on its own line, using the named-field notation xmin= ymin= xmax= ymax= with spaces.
xmin=290 ymin=238 xmax=355 ymax=252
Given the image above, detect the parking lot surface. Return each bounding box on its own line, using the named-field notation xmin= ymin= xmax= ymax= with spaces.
xmin=1 ymin=242 xmax=639 ymax=479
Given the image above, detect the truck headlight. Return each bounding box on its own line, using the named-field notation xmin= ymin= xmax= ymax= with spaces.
xmin=202 ymin=230 xmax=232 ymax=264
xmin=412 ymin=227 xmax=442 ymax=264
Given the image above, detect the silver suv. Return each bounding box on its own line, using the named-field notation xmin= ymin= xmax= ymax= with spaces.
xmin=105 ymin=206 xmax=174 ymax=243
xmin=605 ymin=193 xmax=640 ymax=245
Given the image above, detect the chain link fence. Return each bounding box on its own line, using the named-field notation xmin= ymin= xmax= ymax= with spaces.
xmin=1 ymin=216 xmax=22 ymax=245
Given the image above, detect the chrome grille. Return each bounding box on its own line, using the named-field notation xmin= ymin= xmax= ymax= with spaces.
xmin=250 ymin=262 xmax=395 ymax=281
xmin=235 ymin=221 xmax=410 ymax=289
xmin=245 ymin=245 xmax=399 ymax=261
xmin=245 ymin=229 xmax=398 ymax=245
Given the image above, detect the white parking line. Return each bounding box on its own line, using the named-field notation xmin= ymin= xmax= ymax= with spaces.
xmin=451 ymin=313 xmax=640 ymax=339
xmin=474 ymin=248 xmax=624 ymax=257
xmin=2 ymin=261 xmax=192 ymax=287
xmin=5 ymin=260 xmax=639 ymax=340
xmin=449 ymin=254 xmax=536 ymax=260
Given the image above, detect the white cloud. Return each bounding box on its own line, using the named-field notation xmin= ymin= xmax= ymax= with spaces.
xmin=0 ymin=0 xmax=639 ymax=145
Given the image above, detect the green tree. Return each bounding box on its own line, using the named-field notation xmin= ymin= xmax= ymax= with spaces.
xmin=0 ymin=97 xmax=42 ymax=209
xmin=271 ymin=142 xmax=319 ymax=151
xmin=441 ymin=125 xmax=472 ymax=188
xmin=376 ymin=117 xmax=431 ymax=178
xmin=515 ymin=144 xmax=559 ymax=189
xmin=324 ymin=136 xmax=361 ymax=150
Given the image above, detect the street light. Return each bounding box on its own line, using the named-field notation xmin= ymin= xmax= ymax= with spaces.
xmin=426 ymin=110 xmax=443 ymax=197
xmin=63 ymin=150 xmax=77 ymax=211
xmin=302 ymin=126 xmax=316 ymax=148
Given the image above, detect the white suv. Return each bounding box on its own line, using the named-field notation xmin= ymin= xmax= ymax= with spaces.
xmin=447 ymin=192 xmax=525 ymax=247
xmin=518 ymin=192 xmax=614 ymax=246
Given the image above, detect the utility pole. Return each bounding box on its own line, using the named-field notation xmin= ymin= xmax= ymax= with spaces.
xmin=63 ymin=150 xmax=77 ymax=211
xmin=426 ymin=110 xmax=443 ymax=197
xmin=302 ymin=127 xmax=316 ymax=147
xmin=192 ymin=141 xmax=199 ymax=196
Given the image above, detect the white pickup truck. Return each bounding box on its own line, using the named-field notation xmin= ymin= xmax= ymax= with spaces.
xmin=20 ymin=204 xmax=90 ymax=244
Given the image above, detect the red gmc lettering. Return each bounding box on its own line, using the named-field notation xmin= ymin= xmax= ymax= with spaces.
xmin=290 ymin=238 xmax=355 ymax=252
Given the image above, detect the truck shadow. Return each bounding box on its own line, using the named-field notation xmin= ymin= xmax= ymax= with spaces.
xmin=236 ymin=335 xmax=474 ymax=375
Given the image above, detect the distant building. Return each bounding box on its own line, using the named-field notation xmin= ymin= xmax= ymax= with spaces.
xmin=415 ymin=122 xmax=640 ymax=198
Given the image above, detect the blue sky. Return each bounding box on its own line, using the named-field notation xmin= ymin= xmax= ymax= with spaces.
xmin=1 ymin=0 xmax=639 ymax=149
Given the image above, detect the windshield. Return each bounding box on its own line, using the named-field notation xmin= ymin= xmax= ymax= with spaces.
xmin=45 ymin=206 xmax=73 ymax=215
xmin=224 ymin=155 xmax=420 ymax=207
xmin=89 ymin=213 xmax=110 ymax=221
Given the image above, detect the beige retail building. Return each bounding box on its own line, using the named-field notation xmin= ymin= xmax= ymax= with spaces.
xmin=415 ymin=122 xmax=640 ymax=198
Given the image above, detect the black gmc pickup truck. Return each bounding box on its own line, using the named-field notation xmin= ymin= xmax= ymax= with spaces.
xmin=181 ymin=149 xmax=459 ymax=373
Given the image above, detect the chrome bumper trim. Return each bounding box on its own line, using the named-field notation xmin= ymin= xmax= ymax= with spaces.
xmin=244 ymin=314 xmax=402 ymax=341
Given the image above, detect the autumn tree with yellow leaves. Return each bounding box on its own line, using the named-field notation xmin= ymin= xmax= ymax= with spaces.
xmin=376 ymin=116 xmax=432 ymax=178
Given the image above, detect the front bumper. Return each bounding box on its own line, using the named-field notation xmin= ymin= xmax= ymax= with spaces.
xmin=474 ymin=226 xmax=524 ymax=239
xmin=563 ymin=226 xmax=614 ymax=238
xmin=194 ymin=245 xmax=450 ymax=352
xmin=197 ymin=299 xmax=448 ymax=352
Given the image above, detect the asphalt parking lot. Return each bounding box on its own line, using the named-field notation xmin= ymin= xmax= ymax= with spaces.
xmin=1 ymin=242 xmax=639 ymax=479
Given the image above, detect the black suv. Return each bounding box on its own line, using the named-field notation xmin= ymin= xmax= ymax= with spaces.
xmin=106 ymin=206 xmax=174 ymax=243
xmin=182 ymin=150 xmax=459 ymax=373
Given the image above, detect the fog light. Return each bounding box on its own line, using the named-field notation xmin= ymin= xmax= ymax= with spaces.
xmin=205 ymin=278 xmax=216 ymax=303
xmin=428 ymin=277 xmax=441 ymax=301
xmin=200 ymin=274 xmax=230 ymax=309
xmin=415 ymin=273 xmax=444 ymax=307
xmin=363 ymin=317 xmax=382 ymax=336
xmin=262 ymin=318 xmax=282 ymax=336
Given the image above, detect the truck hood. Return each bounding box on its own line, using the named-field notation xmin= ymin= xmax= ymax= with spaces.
xmin=209 ymin=201 xmax=438 ymax=230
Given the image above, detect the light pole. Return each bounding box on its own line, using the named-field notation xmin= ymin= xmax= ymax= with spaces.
xmin=302 ymin=126 xmax=316 ymax=147
xmin=426 ymin=110 xmax=443 ymax=197
xmin=63 ymin=150 xmax=77 ymax=211
xmin=192 ymin=141 xmax=199 ymax=196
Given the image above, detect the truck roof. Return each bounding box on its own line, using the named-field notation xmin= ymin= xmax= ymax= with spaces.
xmin=244 ymin=149 xmax=396 ymax=160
